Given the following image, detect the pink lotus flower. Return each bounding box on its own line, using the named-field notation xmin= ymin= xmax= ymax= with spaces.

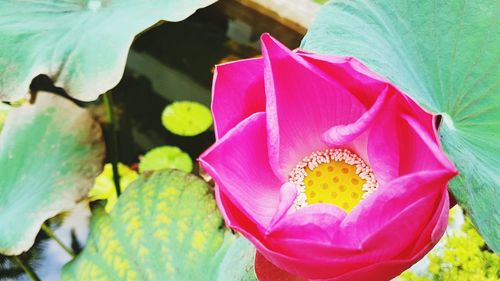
xmin=199 ymin=34 xmax=457 ymax=281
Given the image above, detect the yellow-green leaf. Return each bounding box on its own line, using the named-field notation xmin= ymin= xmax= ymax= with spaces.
xmin=62 ymin=170 xmax=256 ymax=281
xmin=162 ymin=101 xmax=213 ymax=136
xmin=88 ymin=163 xmax=138 ymax=212
xmin=139 ymin=146 xmax=193 ymax=173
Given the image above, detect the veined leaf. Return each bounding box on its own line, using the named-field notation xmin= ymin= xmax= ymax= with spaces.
xmin=0 ymin=93 xmax=105 ymax=255
xmin=139 ymin=146 xmax=193 ymax=173
xmin=0 ymin=103 xmax=11 ymax=132
xmin=214 ymin=236 xmax=257 ymax=281
xmin=62 ymin=170 xmax=257 ymax=281
xmin=0 ymin=0 xmax=217 ymax=102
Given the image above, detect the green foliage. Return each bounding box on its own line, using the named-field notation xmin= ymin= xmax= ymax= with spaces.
xmin=302 ymin=0 xmax=500 ymax=252
xmin=88 ymin=163 xmax=139 ymax=212
xmin=162 ymin=101 xmax=213 ymax=136
xmin=0 ymin=0 xmax=217 ymax=102
xmin=400 ymin=213 xmax=500 ymax=281
xmin=0 ymin=93 xmax=105 ymax=256
xmin=62 ymin=170 xmax=256 ymax=281
xmin=214 ymin=237 xmax=257 ymax=281
xmin=0 ymin=103 xmax=11 ymax=132
xmin=139 ymin=146 xmax=193 ymax=173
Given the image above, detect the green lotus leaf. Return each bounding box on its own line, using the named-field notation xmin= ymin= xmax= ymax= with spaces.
xmin=302 ymin=0 xmax=500 ymax=252
xmin=62 ymin=170 xmax=256 ymax=280
xmin=0 ymin=0 xmax=217 ymax=102
xmin=0 ymin=103 xmax=11 ymax=132
xmin=214 ymin=236 xmax=257 ymax=281
xmin=139 ymin=145 xmax=193 ymax=173
xmin=162 ymin=101 xmax=213 ymax=136
xmin=0 ymin=93 xmax=105 ymax=255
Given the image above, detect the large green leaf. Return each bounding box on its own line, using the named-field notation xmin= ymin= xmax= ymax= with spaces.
xmin=0 ymin=0 xmax=217 ymax=102
xmin=0 ymin=93 xmax=105 ymax=255
xmin=62 ymin=170 xmax=257 ymax=280
xmin=139 ymin=146 xmax=193 ymax=173
xmin=0 ymin=103 xmax=11 ymax=132
xmin=302 ymin=0 xmax=499 ymax=251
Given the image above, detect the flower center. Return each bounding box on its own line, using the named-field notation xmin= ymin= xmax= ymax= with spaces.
xmin=289 ymin=149 xmax=378 ymax=212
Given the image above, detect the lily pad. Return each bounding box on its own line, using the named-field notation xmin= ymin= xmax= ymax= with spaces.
xmin=302 ymin=0 xmax=499 ymax=252
xmin=88 ymin=163 xmax=138 ymax=212
xmin=0 ymin=93 xmax=105 ymax=255
xmin=139 ymin=145 xmax=193 ymax=173
xmin=162 ymin=101 xmax=213 ymax=136
xmin=0 ymin=0 xmax=217 ymax=102
xmin=62 ymin=170 xmax=256 ymax=280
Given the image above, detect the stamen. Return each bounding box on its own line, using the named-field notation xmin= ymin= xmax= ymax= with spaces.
xmin=289 ymin=148 xmax=378 ymax=212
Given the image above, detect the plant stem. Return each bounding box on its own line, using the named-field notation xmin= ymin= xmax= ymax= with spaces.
xmin=41 ymin=223 xmax=75 ymax=258
xmin=103 ymin=92 xmax=121 ymax=197
xmin=12 ymin=256 xmax=41 ymax=281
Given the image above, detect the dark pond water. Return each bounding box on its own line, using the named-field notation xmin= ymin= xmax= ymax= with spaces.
xmin=112 ymin=3 xmax=301 ymax=165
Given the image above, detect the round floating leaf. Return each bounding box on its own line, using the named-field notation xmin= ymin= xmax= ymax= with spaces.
xmin=139 ymin=146 xmax=193 ymax=173
xmin=62 ymin=170 xmax=255 ymax=280
xmin=302 ymin=0 xmax=500 ymax=252
xmin=162 ymin=101 xmax=213 ymax=136
xmin=0 ymin=93 xmax=105 ymax=255
xmin=88 ymin=163 xmax=138 ymax=212
xmin=0 ymin=0 xmax=217 ymax=102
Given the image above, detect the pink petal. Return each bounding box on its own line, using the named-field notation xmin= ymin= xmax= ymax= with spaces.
xmin=268 ymin=182 xmax=298 ymax=228
xmin=366 ymin=95 xmax=402 ymax=184
xmin=311 ymin=252 xmax=430 ymax=281
xmin=400 ymin=94 xmax=436 ymax=140
xmin=268 ymin=204 xmax=346 ymax=243
xmin=255 ymin=170 xmax=454 ymax=279
xmin=367 ymin=95 xmax=457 ymax=184
xmin=204 ymin=36 xmax=458 ymax=281
xmin=255 ymin=251 xmax=306 ymax=281
xmin=401 ymin=189 xmax=449 ymax=256
xmin=341 ymin=170 xmax=454 ymax=251
xmin=261 ymin=34 xmax=366 ymax=180
xmin=199 ymin=112 xmax=282 ymax=228
xmin=297 ymin=52 xmax=388 ymax=108
xmin=312 ymin=197 xmax=448 ymax=281
xmin=399 ymin=113 xmax=457 ymax=174
xmin=322 ymin=86 xmax=389 ymax=146
xmin=212 ymin=58 xmax=265 ymax=139
xmin=215 ymin=192 xmax=316 ymax=279
xmin=214 ymin=185 xmax=232 ymax=226
xmin=216 ymin=187 xmax=265 ymax=241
